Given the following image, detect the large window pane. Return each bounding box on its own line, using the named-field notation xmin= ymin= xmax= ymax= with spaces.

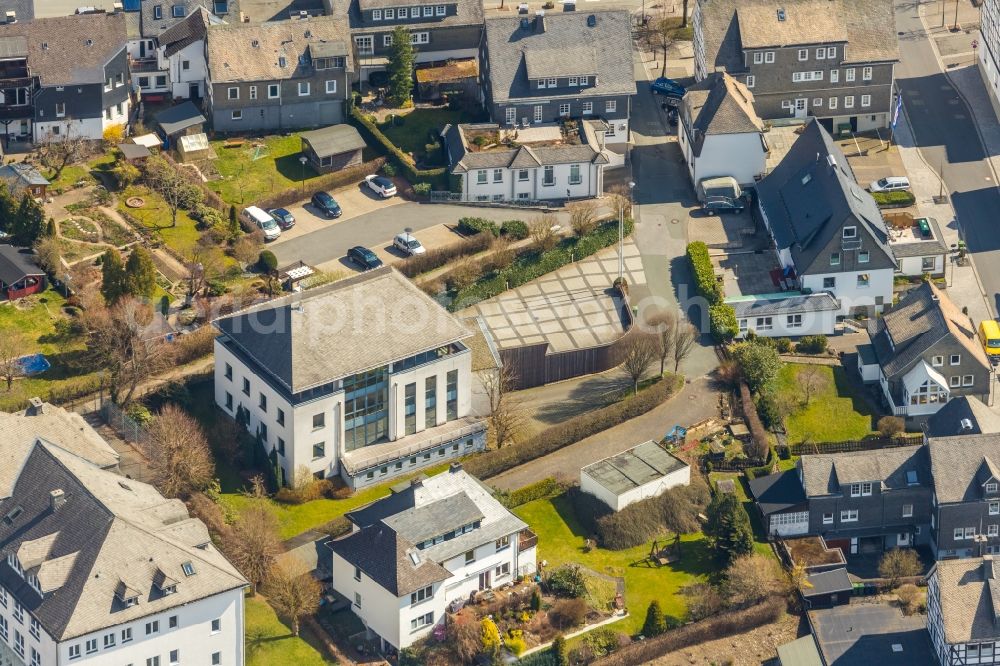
xmin=446 ymin=370 xmax=458 ymax=421
xmin=404 ymin=383 xmax=417 ymax=435
xmin=343 ymin=366 xmax=389 ymax=450
xmin=425 ymin=376 xmax=437 ymax=428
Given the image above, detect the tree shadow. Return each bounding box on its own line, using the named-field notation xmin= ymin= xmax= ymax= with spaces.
xmin=34 ymin=348 xmax=92 ymax=380
xmin=532 ymin=373 xmax=632 ymax=425
xmin=551 ymin=493 xmax=595 ymax=541
xmin=830 ymin=365 xmax=880 ymax=430
xmin=273 ymin=153 xmax=320 ymax=183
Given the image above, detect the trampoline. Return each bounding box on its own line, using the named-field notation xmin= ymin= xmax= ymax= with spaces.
xmin=17 ymin=353 xmax=50 ymax=376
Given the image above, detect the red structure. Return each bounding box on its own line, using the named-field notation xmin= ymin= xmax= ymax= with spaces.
xmin=0 ymin=245 xmax=46 ymax=300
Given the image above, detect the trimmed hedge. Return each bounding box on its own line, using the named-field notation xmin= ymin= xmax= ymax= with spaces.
xmin=501 ymin=219 xmax=530 ymax=240
xmin=496 ymin=477 xmax=568 ymax=509
xmin=451 ymin=218 xmax=633 ymax=310
xmin=872 ymin=190 xmax=916 ymax=207
xmin=457 ymin=216 xmax=500 ymax=237
xmin=686 ymin=242 xmax=722 ymax=305
xmin=349 ymin=106 xmax=447 ymax=187
xmin=794 ymin=334 xmax=828 ymax=354
xmin=709 ymin=303 xmax=738 ymax=343
xmin=463 ymin=374 xmax=683 ymax=479
xmin=396 ymin=233 xmax=493 ymax=278
xmin=255 ymin=158 xmax=386 ymax=210
xmin=739 ymin=381 xmax=770 ymax=460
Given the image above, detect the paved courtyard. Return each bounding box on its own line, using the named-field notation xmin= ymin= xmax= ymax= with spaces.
xmin=461 ymin=241 xmax=644 ymax=353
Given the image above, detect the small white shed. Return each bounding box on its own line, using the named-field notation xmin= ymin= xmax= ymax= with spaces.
xmin=580 ymin=440 xmax=691 ymax=512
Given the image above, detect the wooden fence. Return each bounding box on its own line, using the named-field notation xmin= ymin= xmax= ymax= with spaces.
xmin=788 ymin=433 xmax=924 ymax=457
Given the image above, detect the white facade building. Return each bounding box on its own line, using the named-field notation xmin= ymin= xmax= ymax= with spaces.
xmin=444 ymin=122 xmax=610 ymax=203
xmin=980 ymin=0 xmax=1000 ymax=120
xmin=328 ymin=464 xmax=538 ymax=652
xmin=0 ymin=419 xmax=247 ymax=666
xmin=580 ymin=440 xmax=691 ymax=512
xmin=729 ymin=292 xmax=840 ymax=339
xmin=212 ymin=267 xmax=487 ymax=489
xmin=678 ymin=72 xmax=767 ymax=188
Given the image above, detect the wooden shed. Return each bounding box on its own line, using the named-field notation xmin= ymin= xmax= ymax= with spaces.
xmin=299 ymin=125 xmax=366 ymax=174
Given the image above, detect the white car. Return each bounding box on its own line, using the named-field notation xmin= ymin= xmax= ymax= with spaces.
xmin=868 ymin=176 xmax=910 ymax=193
xmin=240 ymin=206 xmax=281 ymax=241
xmin=393 ymin=233 xmax=425 ymax=256
xmin=365 ymin=174 xmax=398 ymax=198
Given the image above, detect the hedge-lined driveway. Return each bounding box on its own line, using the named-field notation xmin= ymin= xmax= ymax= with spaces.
xmin=271 ymin=203 xmax=569 ymax=268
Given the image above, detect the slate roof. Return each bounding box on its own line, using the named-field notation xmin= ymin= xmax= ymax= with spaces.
xmin=140 ymin=0 xmax=238 ymax=39
xmin=482 ymin=10 xmax=634 ymax=104
xmin=695 ymin=0 xmax=898 ymax=77
xmin=0 ymin=12 xmax=127 ymax=86
xmin=335 ymin=466 xmax=528 ymax=595
xmin=336 ymin=0 xmax=483 ymax=33
xmin=206 ymin=15 xmax=352 ymax=83
xmin=0 ymin=441 xmax=246 ymax=641
xmin=300 ymin=124 xmax=367 ymax=158
xmin=803 ymin=567 xmax=853 ymax=598
xmin=727 ymin=292 xmax=839 ymax=319
xmin=930 ymin=557 xmax=1000 ymax=644
xmin=798 ymin=445 xmax=929 ymax=497
xmin=158 ymin=6 xmax=211 ymax=58
xmin=327 ymin=524 xmax=451 ymax=596
xmin=581 ymin=440 xmax=688 ymax=495
xmin=747 ymin=469 xmax=807 ymax=516
xmin=154 ymin=101 xmax=206 ymax=136
xmin=755 ymin=119 xmax=895 ymax=276
xmin=866 ymin=281 xmax=989 ymax=381
xmin=927 ymin=434 xmax=1000 ymax=504
xmin=681 ymin=72 xmax=762 ymax=156
xmin=0 ymin=1 xmax=31 ymax=23
xmin=926 ymin=397 xmax=1000 ymax=439
xmin=212 ymin=267 xmax=471 ymax=394
xmin=0 ymin=163 xmax=49 ymax=188
xmin=445 ymin=122 xmax=608 ymax=173
xmin=0 ymin=245 xmax=44 ymax=286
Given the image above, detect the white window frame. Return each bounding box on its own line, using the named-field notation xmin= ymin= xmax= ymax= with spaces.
xmin=951 ymin=354 xmax=962 ymax=365
xmin=436 ymin=5 xmax=446 ymax=15
xmin=605 ymin=100 xmax=616 ymax=113
xmin=840 ymin=509 xmax=859 ymax=522
xmin=298 ymin=81 xmax=310 ymax=96
xmin=991 ymin=525 xmax=1000 ymax=537
xmin=546 ymin=77 xmax=557 ymax=88
xmin=326 ymin=80 xmax=337 ymax=94
xmin=861 ymin=94 xmax=871 ymax=107
xmin=830 ymin=69 xmax=839 ymax=83
xmin=755 ymin=316 xmax=773 ymax=331
xmin=863 ymin=66 xmax=873 ymax=80
xmin=764 ymin=51 xmax=775 ymax=63
xmin=955 ymin=528 xmax=966 ymax=540
xmin=505 ymin=107 xmax=516 ymax=124
xmin=398 ymin=7 xmax=407 ymax=17
xmin=569 ymin=163 xmax=582 ymax=185
xmin=844 ymin=95 xmax=855 ymax=108
xmin=902 ymin=504 xmax=913 ymax=518
xmin=476 ymin=170 xmax=487 ymax=185
xmin=534 ymin=105 xmax=542 ymax=123
xmin=990 ymin=501 xmax=1000 ymax=516
xmin=963 ymin=375 xmax=975 ymax=387
xmin=249 ymin=85 xmax=257 ymax=100
xmin=827 ymin=46 xmax=836 ymax=58
xmin=829 ymin=97 xmax=838 ymax=109
xmin=227 ymin=86 xmax=239 ymax=100
xmin=859 ymin=250 xmax=870 ymax=263
xmin=384 ymin=8 xmax=394 ymax=18
xmin=753 ymin=52 xmax=763 ymax=64
xmin=231 ymin=109 xmax=243 ymax=121
xmin=845 ymin=67 xmax=856 ymax=81
xmin=967 ymin=527 xmax=978 ymax=539
xmin=268 ymin=84 xmax=280 ymax=99
xmin=424 ymin=5 xmax=433 ymax=15
xmin=861 ymin=482 xmax=873 ymax=496
xmin=383 ymin=34 xmax=393 ymax=46
xmin=355 ymin=35 xmax=374 ymax=55
xmin=932 ymin=355 xmax=944 ymax=367
xmin=816 ymin=47 xmax=826 ymax=59
xmin=798 ymin=49 xmax=808 ymax=61
xmin=850 ymin=483 xmax=861 ymax=497
xmin=746 ymin=75 xmax=755 ymax=88
xmin=823 ymin=512 xmax=834 ymax=524
xmin=55 ymin=103 xmax=66 ymax=117
xmin=372 ymin=8 xmax=381 ymax=19
xmin=582 ymin=101 xmax=593 ymax=114
xmin=568 ymin=76 xmax=578 ymax=86
xmin=559 ymin=103 xmax=570 ymax=117
xmin=411 ymin=32 xmax=429 ymax=45
xmin=492 ymin=168 xmax=503 ymax=183
xmin=989 ymin=482 xmax=999 ymax=493
xmin=787 ymin=314 xmax=803 ymax=328
xmin=813 ymin=97 xmax=822 ymax=107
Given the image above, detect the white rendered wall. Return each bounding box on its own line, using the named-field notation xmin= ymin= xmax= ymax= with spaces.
xmin=681 ymin=131 xmax=766 ymax=188
xmin=34 ymin=117 xmax=104 ymax=142
xmin=462 ymin=162 xmax=601 ymax=201
xmin=166 ymin=40 xmax=209 ymax=99
xmin=581 ymin=466 xmax=691 ymax=512
xmin=735 ymin=308 xmax=837 ymax=339
xmin=898 ymin=254 xmax=945 ymax=277
xmin=800 ymin=267 xmax=894 ymax=315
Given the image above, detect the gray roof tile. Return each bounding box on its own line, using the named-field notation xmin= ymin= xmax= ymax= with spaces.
xmin=799 ymin=445 xmax=929 ymax=497
xmin=682 ymin=72 xmax=763 ymax=156
xmin=327 ymin=525 xmax=451 ymax=596
xmin=141 ymin=0 xmax=238 ymax=38
xmin=931 ymin=557 xmax=1000 ymax=644
xmin=0 ymin=245 xmax=44 ymax=287
xmin=445 ymin=122 xmax=608 ymax=174
xmin=928 ymin=434 xmax=1000 ymax=504
xmin=926 ymin=397 xmax=1000 ymax=439
xmin=300 ymin=124 xmax=366 ymax=158
xmin=331 ymin=0 xmax=484 ymax=35
xmin=158 ymin=6 xmax=210 ymax=58
xmin=728 ymin=292 xmax=839 ymax=318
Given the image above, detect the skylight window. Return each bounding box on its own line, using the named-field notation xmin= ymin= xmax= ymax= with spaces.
xmin=181 ymin=562 xmax=196 ymax=576
xmin=408 ymin=551 xmax=421 ymax=566
xmin=906 ymin=470 xmax=918 ymax=486
xmin=3 ymin=506 xmax=23 ymax=525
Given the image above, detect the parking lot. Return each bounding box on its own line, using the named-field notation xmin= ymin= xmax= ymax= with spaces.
xmin=270 ymin=181 xmax=405 ymax=246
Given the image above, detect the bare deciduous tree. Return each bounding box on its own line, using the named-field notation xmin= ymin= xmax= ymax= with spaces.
xmin=490 ymin=237 xmax=516 ymax=271
xmin=479 ymin=364 xmax=527 ymax=449
xmin=0 ymin=330 xmax=25 ymax=391
xmin=796 ymin=365 xmax=830 ymax=406
xmin=263 ymin=561 xmax=322 ymax=637
xmin=647 ymin=310 xmax=677 ymax=376
xmin=186 ymin=246 xmax=226 ymax=299
xmin=672 ymin=321 xmax=698 ymax=372
xmin=607 ymin=184 xmax=633 ymax=221
xmin=567 ymin=200 xmax=599 ymax=237
xmin=232 ymin=233 xmax=263 ymax=267
xmin=145 ymin=404 xmax=215 ymax=498
xmin=879 ymin=548 xmax=921 ymax=589
xmin=528 ymin=216 xmax=558 ymax=252
xmin=35 ymin=125 xmax=88 ymax=180
xmin=647 ymin=10 xmax=675 ymax=77
xmin=621 ymin=333 xmax=658 ymax=394
xmin=144 ymin=156 xmax=203 ymax=228
xmin=85 ymin=298 xmax=170 ymax=406
xmin=724 ymin=553 xmax=785 ymax=608
xmin=229 ymin=500 xmax=283 ymax=595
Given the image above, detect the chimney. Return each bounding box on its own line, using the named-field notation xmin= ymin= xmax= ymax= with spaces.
xmin=410 ymin=477 xmax=423 ymax=488
xmin=50 ymin=489 xmax=66 ymax=512
xmin=26 ymin=397 xmax=43 ymax=416
xmin=449 ymin=462 xmax=464 ymax=474
xmin=5 ymin=10 xmax=15 ymax=22
xmin=534 ymin=10 xmax=545 ymax=33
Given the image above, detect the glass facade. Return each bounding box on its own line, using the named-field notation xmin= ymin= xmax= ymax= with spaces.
xmin=425 ymin=376 xmax=437 ymax=428
xmin=343 ymin=366 xmax=389 ymax=451
xmin=404 ymin=383 xmax=417 ymax=436
xmin=446 ymin=370 xmax=458 ymax=421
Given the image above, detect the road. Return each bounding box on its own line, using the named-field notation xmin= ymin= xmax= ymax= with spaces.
xmin=894 ymin=0 xmax=1000 ymax=316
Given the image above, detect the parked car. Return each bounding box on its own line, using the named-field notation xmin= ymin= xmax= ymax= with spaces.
xmin=703 ymin=195 xmax=746 ymax=215
xmin=868 ymin=176 xmax=911 ymax=193
xmin=650 ymin=76 xmax=685 ymax=98
xmin=347 ymin=245 xmax=383 ymax=270
xmin=365 ymin=174 xmax=397 ymax=198
xmin=240 ymin=206 xmax=281 ymax=241
xmin=311 ymin=191 xmax=342 ymax=218
xmin=268 ymin=208 xmax=295 ymax=229
xmin=393 ymin=232 xmax=425 ymax=256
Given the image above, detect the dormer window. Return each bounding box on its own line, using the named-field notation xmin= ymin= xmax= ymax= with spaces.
xmin=906 ymin=470 xmax=919 ymax=486
xmin=162 ymin=584 xmax=176 ymax=595
xmin=843 ymin=226 xmax=857 ymax=239
xmin=849 ymin=483 xmax=872 ymax=497
xmin=7 ymin=553 xmax=21 ymax=576
xmin=171 ymin=4 xmax=184 ymax=17
xmin=988 ymin=482 xmax=998 ymax=493
xmin=385 ymin=8 xmax=394 ymax=18
xmin=3 ymin=506 xmax=23 ymax=525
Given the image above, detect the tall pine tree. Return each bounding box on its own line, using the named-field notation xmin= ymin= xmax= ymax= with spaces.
xmin=12 ymin=194 xmax=45 ymax=246
xmin=125 ymin=247 xmax=157 ymax=298
xmin=704 ymin=492 xmax=754 ymax=566
xmin=386 ymin=25 xmax=415 ymax=106
xmin=100 ymin=249 xmax=129 ymax=305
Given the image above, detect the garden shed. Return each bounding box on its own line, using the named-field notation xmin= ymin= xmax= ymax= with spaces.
xmin=0 ymin=163 xmax=49 ymax=198
xmin=801 ymin=568 xmax=853 ymax=609
xmin=580 ymin=440 xmax=690 ymax=512
xmin=116 ymin=142 xmax=151 ymax=163
xmin=415 ymin=59 xmax=480 ymax=102
xmin=0 ymin=245 xmax=46 ymax=300
xmin=154 ymin=101 xmax=207 ymax=144
xmin=299 ymin=125 xmax=366 ymax=174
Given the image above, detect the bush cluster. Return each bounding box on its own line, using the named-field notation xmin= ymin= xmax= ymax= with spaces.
xmin=500 ymin=219 xmax=530 ymax=240
xmin=396 ymin=233 xmax=493 ymax=279
xmin=794 ymin=335 xmax=828 ymax=354
xmin=463 ymin=375 xmax=681 ymax=479
xmin=709 ymin=303 xmax=738 ymax=343
xmin=349 ymin=106 xmax=447 ymax=187
xmin=457 ymin=217 xmax=501 ymax=237
xmin=274 ymin=478 xmax=338 ymax=504
xmin=495 ymin=477 xmax=567 ymax=509
xmin=451 ymin=218 xmax=633 ymax=310
xmin=686 ymin=242 xmax=722 ymax=305
xmin=255 ymin=158 xmax=386 ymax=210
xmin=170 ymin=326 xmax=216 ymax=366
xmin=872 ymin=190 xmax=916 ymax=207
xmin=592 ymin=596 xmax=785 ymax=666
xmin=546 ymin=565 xmax=587 ymax=598
xmin=547 ymin=598 xmax=589 ymax=630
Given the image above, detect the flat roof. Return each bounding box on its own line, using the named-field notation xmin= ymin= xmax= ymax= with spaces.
xmin=581 ymin=440 xmax=688 ymax=496
xmin=777 ymin=636 xmax=823 ymax=666
xmin=154 ymin=101 xmax=206 ymax=136
xmin=810 ymin=604 xmax=935 ymax=666
xmin=803 ymin=568 xmax=853 ymax=597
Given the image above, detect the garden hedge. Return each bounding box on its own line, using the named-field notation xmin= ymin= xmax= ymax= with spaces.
xmin=450 ymin=218 xmax=634 ymax=310
xmin=686 ymin=242 xmax=722 ymax=305
xmin=463 ymin=375 xmax=683 ymax=479
xmin=496 ymin=477 xmax=568 ymax=509
xmin=501 ymin=219 xmax=530 ymax=240
xmin=709 ymin=303 xmax=738 ymax=343
xmin=457 ymin=217 xmax=500 ymax=237
xmin=349 ymin=106 xmax=447 ymax=187
xmin=396 ymin=233 xmax=493 ymax=279
xmin=254 ymin=158 xmax=386 ymax=210
xmin=872 ymin=190 xmax=916 ymax=207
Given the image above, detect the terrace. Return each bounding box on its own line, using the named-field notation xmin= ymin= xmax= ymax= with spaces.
xmin=459 ymin=122 xmax=586 ymax=152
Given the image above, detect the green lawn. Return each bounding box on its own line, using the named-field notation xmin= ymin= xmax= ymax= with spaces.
xmin=775 ymin=364 xmax=876 ymax=443
xmin=709 ymin=473 xmax=777 ymax=558
xmin=207 ymin=134 xmax=325 ymax=207
xmin=377 ymin=107 xmax=470 ymax=159
xmin=513 ymin=495 xmax=714 ymax=634
xmin=43 ymin=153 xmax=117 ymax=192
xmin=118 ymin=185 xmax=203 ymax=258
xmin=245 ymin=596 xmax=335 ymax=666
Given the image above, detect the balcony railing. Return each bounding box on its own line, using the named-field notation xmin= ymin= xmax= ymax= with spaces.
xmin=0 ymin=106 xmax=33 ymax=121
xmin=842 ymin=237 xmax=863 ymax=251
xmin=0 ymin=76 xmax=31 ymax=87
xmin=129 ymin=58 xmax=165 ymax=73
xmin=518 ymin=528 xmax=538 ymax=553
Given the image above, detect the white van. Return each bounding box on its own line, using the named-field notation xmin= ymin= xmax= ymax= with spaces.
xmin=241 ymin=206 xmax=281 ymax=241
xmin=868 ymin=176 xmax=910 ymax=193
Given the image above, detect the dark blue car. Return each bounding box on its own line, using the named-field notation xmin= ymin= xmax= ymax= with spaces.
xmin=347 ymin=246 xmax=383 ymax=270
xmin=650 ymin=77 xmax=685 ymax=98
xmin=311 ymin=191 xmax=342 ymax=218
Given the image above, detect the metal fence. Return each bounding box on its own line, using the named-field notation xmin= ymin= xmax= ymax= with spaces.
xmin=100 ymin=399 xmax=153 ymax=457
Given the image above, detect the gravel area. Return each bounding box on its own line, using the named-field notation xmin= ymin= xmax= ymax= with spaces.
xmin=648 ymin=612 xmax=803 ymax=666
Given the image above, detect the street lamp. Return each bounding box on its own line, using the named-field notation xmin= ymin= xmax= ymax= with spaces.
xmin=298 ymin=156 xmax=308 ymax=192
xmin=618 ymin=180 xmax=635 ymax=280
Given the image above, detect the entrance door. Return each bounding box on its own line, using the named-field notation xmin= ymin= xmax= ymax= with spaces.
xmin=898 ymin=532 xmax=910 ymax=547
xmin=478 ymin=570 xmax=491 ymax=591
xmin=794 ymin=98 xmax=808 ymax=119
xmin=189 ymin=83 xmax=200 ymax=100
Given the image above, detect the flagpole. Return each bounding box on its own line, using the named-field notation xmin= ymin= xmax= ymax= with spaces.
xmin=888 ymin=89 xmax=902 ymax=149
